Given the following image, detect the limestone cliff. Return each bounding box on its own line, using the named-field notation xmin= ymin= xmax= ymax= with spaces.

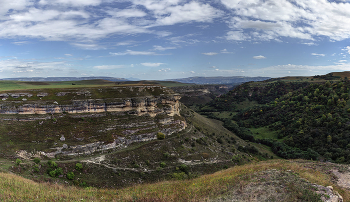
xmin=0 ymin=86 xmax=181 ymax=117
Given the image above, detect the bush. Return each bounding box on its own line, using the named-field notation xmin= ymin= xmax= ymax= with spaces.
xmin=75 ymin=163 xmax=83 ymax=171
xmin=33 ymin=157 xmax=40 ymax=164
xmin=15 ymin=158 xmax=22 ymax=165
xmin=47 ymin=160 xmax=57 ymax=168
xmin=163 ymin=152 xmax=170 ymax=158
xmin=179 ymin=164 xmax=189 ymax=174
xmin=171 ymin=172 xmax=188 ymax=180
xmin=49 ymin=170 xmax=56 ymax=177
xmin=157 ymin=132 xmax=165 ymax=140
xmin=160 ymin=162 xmax=166 ymax=168
xmin=66 ymin=172 xmax=75 ymax=180
xmin=33 ymin=164 xmax=40 ymax=173
xmin=48 ymin=167 xmax=63 ymax=178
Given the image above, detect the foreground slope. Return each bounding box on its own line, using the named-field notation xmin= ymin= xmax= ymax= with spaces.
xmin=0 ymin=159 xmax=348 ymax=201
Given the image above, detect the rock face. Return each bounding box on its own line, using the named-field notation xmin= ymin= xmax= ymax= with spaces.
xmin=0 ymin=86 xmax=181 ymax=117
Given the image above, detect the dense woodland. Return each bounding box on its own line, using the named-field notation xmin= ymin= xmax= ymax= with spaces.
xmin=203 ymin=78 xmax=350 ymax=163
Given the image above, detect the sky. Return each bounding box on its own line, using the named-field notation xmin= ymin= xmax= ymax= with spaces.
xmin=0 ymin=0 xmax=350 ymax=80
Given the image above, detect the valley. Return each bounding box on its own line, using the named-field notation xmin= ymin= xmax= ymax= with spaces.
xmin=1 ymin=73 xmax=350 ymax=201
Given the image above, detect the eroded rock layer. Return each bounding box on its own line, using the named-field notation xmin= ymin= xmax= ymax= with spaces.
xmin=0 ymin=86 xmax=181 ymax=117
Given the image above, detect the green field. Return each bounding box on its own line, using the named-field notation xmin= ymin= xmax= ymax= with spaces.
xmin=0 ymin=80 xmax=117 ymax=91
xmin=0 ymin=79 xmax=194 ymax=92
xmin=249 ymin=127 xmax=280 ymax=140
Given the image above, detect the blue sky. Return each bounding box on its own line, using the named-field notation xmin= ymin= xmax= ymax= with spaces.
xmin=0 ymin=0 xmax=350 ymax=80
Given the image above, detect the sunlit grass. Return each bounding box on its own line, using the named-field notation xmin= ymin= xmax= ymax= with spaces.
xmin=1 ymin=159 xmax=348 ymax=201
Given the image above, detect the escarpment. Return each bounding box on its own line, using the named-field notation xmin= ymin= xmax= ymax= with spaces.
xmin=0 ymin=86 xmax=181 ymax=117
xmin=0 ymin=85 xmax=187 ymax=158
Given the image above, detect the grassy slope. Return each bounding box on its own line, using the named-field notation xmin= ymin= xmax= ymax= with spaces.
xmin=0 ymin=80 xmax=118 ymax=91
xmin=0 ymin=159 xmax=349 ymax=201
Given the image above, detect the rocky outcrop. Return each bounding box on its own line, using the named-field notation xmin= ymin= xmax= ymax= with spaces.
xmin=37 ymin=119 xmax=186 ymax=158
xmin=0 ymin=86 xmax=181 ymax=117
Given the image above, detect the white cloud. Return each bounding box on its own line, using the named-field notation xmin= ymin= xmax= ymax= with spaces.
xmin=0 ymin=0 xmax=32 ymax=17
xmin=311 ymin=53 xmax=325 ymax=57
xmin=9 ymin=8 xmax=61 ymax=22
xmin=107 ymin=9 xmax=147 ymax=18
xmin=226 ymin=31 xmax=249 ymax=41
xmin=202 ymin=52 xmax=218 ymax=56
xmin=158 ymin=68 xmax=170 ymax=72
xmin=153 ymin=2 xmax=223 ymax=26
xmin=110 ymin=50 xmax=158 ymax=56
xmin=190 ymin=71 xmax=195 ymax=73
xmin=116 ymin=41 xmax=138 ymax=46
xmin=253 ymin=55 xmax=266 ymax=59
xmin=39 ymin=0 xmax=102 ymax=7
xmin=141 ymin=63 xmax=164 ymax=67
xmin=65 ymin=54 xmax=73 ymax=57
xmin=261 ymin=63 xmax=350 ymax=74
xmin=302 ymin=42 xmax=316 ymax=46
xmin=221 ymin=49 xmax=233 ymax=54
xmin=71 ymin=43 xmax=105 ymax=50
xmin=94 ymin=65 xmax=125 ymax=69
xmin=221 ymin=0 xmax=350 ymax=41
xmin=0 ymin=59 xmax=71 ymax=77
xmin=12 ymin=41 xmax=30 ymax=45
xmin=153 ymin=45 xmax=176 ymax=51
xmin=344 ymin=46 xmax=350 ymax=54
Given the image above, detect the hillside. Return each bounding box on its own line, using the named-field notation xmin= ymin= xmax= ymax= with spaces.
xmin=0 ymin=79 xmax=274 ymax=192
xmin=201 ymin=72 xmax=350 ymax=163
xmin=0 ymin=159 xmax=348 ymax=201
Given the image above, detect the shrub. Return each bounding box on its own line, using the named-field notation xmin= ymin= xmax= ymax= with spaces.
xmin=66 ymin=172 xmax=75 ymax=180
xmin=15 ymin=158 xmax=22 ymax=165
xmin=157 ymin=132 xmax=165 ymax=140
xmin=47 ymin=160 xmax=57 ymax=168
xmin=171 ymin=172 xmax=188 ymax=180
xmin=33 ymin=164 xmax=40 ymax=173
xmin=179 ymin=164 xmax=189 ymax=174
xmin=160 ymin=162 xmax=166 ymax=168
xmin=79 ymin=182 xmax=87 ymax=187
xmin=163 ymin=152 xmax=170 ymax=158
xmin=216 ymin=138 xmax=224 ymax=144
xmin=75 ymin=163 xmax=83 ymax=171
xmin=55 ymin=167 xmax=63 ymax=176
xmin=48 ymin=167 xmax=63 ymax=178
xmin=49 ymin=170 xmax=56 ymax=177
xmin=33 ymin=157 xmax=40 ymax=164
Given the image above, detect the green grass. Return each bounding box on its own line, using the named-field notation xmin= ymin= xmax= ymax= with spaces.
xmin=0 ymin=80 xmax=118 ymax=91
xmin=250 ymin=142 xmax=281 ymax=159
xmin=211 ymin=111 xmax=236 ymax=119
xmin=235 ymin=99 xmax=261 ymax=110
xmin=0 ymin=79 xmax=187 ymax=92
xmin=1 ymin=159 xmax=348 ymax=201
xmin=249 ymin=127 xmax=280 ymax=140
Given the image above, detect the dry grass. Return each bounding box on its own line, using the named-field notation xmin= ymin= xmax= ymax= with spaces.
xmin=0 ymin=159 xmax=348 ymax=201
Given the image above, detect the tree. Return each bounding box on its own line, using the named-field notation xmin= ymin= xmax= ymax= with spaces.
xmin=327 ymin=135 xmax=332 ymax=143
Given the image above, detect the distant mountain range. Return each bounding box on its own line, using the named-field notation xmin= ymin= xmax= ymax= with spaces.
xmin=0 ymin=76 xmax=271 ymax=84
xmin=167 ymin=76 xmax=271 ymax=84
xmin=0 ymin=77 xmax=129 ymax=82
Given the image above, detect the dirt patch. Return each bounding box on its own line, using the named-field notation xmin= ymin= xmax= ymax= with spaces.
xmin=332 ymin=169 xmax=350 ymax=189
